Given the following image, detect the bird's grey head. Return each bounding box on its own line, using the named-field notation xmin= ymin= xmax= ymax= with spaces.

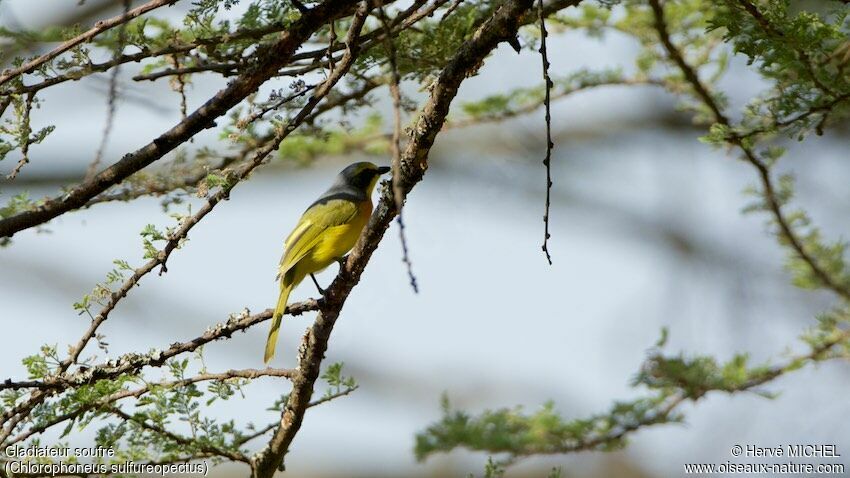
xmin=333 ymin=162 xmax=391 ymax=192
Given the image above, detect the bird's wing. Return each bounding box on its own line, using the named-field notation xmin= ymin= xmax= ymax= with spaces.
xmin=278 ymin=199 xmax=360 ymax=277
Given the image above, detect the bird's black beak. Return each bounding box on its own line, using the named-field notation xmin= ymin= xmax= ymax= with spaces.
xmin=377 ymin=166 xmax=391 ymax=174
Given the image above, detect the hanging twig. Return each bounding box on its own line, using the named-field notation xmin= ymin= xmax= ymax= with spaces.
xmin=169 ymin=54 xmax=189 ymax=119
xmin=379 ymin=3 xmax=419 ymax=293
xmin=328 ymin=20 xmax=337 ymax=73
xmin=440 ymin=0 xmax=465 ymax=23
xmin=87 ymin=0 xmax=131 ymax=180
xmin=538 ymin=0 xmax=554 ymax=265
xmin=6 ymin=92 xmax=35 ymax=180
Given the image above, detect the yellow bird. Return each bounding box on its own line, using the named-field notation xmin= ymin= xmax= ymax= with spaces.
xmin=264 ymin=162 xmax=390 ymax=363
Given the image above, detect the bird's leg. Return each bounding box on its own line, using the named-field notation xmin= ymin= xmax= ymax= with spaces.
xmin=336 ymin=255 xmax=349 ymax=268
xmin=310 ymin=273 xmax=326 ymax=296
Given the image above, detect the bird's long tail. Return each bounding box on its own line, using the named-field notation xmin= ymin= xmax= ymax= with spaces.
xmin=264 ymin=280 xmax=293 ymax=364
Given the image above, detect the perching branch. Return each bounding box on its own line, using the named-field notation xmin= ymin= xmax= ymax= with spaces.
xmin=251 ymin=1 xmax=542 ymax=475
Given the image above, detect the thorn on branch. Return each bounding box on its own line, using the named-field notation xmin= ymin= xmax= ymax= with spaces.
xmin=507 ymin=35 xmax=522 ymax=53
xmin=537 ymin=0 xmax=554 ymax=265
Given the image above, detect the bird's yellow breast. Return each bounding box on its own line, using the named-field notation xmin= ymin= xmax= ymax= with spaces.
xmin=293 ymin=200 xmax=371 ymax=276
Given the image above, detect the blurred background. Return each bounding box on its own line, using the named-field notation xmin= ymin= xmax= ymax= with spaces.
xmin=2 ymin=1 xmax=849 ymax=476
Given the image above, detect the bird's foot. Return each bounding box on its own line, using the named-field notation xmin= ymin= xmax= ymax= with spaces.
xmin=336 ymin=255 xmax=349 ymax=268
xmin=310 ymin=273 xmax=326 ymax=296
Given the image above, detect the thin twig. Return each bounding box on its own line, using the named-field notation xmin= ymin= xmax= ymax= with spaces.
xmin=7 ymin=24 xmax=282 ymax=95
xmin=649 ymin=0 xmax=850 ymax=301
xmin=440 ymin=0 xmax=465 ymax=23
xmin=378 ymin=3 xmax=419 ymax=293
xmin=306 ymin=385 xmax=360 ymax=408
xmin=86 ymin=0 xmax=131 ymax=181
xmin=446 ymin=77 xmax=664 ymax=128
xmin=234 ymin=423 xmax=278 ymax=447
xmin=169 ymin=54 xmax=189 ymax=119
xmin=538 ymin=0 xmax=554 ymax=265
xmin=132 ymin=61 xmax=239 ymax=82
xmin=3 ymin=367 xmax=296 ymax=447
xmin=738 ymin=92 xmax=850 ymax=140
xmin=2 ymin=362 xmax=297 ymax=393
xmin=328 ymin=20 xmax=337 ymax=73
xmin=109 ymin=407 xmax=248 ymax=463
xmin=6 ymin=92 xmax=35 ymax=180
xmin=0 ymin=0 xmax=181 ymax=87
xmin=240 ymin=83 xmax=317 ymax=127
